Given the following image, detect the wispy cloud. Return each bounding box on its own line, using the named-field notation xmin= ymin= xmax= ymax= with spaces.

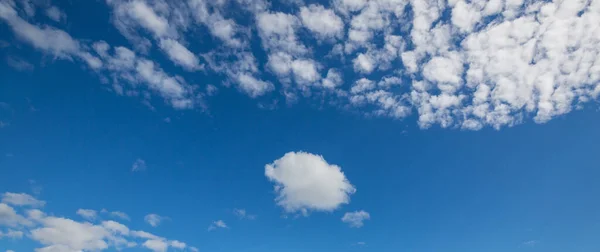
xmin=208 ymin=220 xmax=228 ymax=231
xmin=131 ymin=158 xmax=146 ymax=172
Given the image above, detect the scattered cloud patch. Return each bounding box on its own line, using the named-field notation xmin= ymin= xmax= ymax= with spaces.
xmin=0 ymin=229 xmax=23 ymax=239
xmin=76 ymin=209 xmax=97 ymax=221
xmin=341 ymin=210 xmax=370 ymax=228
xmin=233 ymin=209 xmax=256 ymax=220
xmin=522 ymin=240 xmax=540 ymax=247
xmin=45 ymin=6 xmax=66 ymax=22
xmin=2 ymin=192 xmax=45 ymax=207
xmin=144 ymin=214 xmax=165 ymax=227
xmin=265 ymin=152 xmax=355 ymax=214
xmin=131 ymin=158 xmax=146 ymax=172
xmin=102 ymin=209 xmax=130 ymax=221
xmin=0 ymin=192 xmax=194 ymax=251
xmin=2 ymin=0 xmax=600 ymax=129
xmin=208 ymin=220 xmax=227 ymax=231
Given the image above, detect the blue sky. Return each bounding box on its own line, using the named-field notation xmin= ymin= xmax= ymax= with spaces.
xmin=1 ymin=0 xmax=600 ymax=251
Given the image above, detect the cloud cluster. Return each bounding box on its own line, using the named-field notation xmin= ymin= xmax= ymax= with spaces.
xmin=265 ymin=152 xmax=356 ymax=214
xmin=0 ymin=192 xmax=198 ymax=252
xmin=3 ymin=0 xmax=600 ymax=129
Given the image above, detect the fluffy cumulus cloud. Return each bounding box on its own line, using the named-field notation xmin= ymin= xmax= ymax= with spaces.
xmin=265 ymin=152 xmax=356 ymax=214
xmin=3 ymin=0 xmax=600 ymax=129
xmin=341 ymin=210 xmax=370 ymax=228
xmin=299 ymin=4 xmax=344 ymax=40
xmin=0 ymin=192 xmax=194 ymax=252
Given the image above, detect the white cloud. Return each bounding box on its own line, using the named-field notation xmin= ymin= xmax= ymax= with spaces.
xmin=158 ymin=39 xmax=202 ymax=71
xmin=2 ymin=192 xmax=45 ymax=207
xmin=143 ymin=239 xmax=168 ymax=252
xmin=144 ymin=214 xmax=164 ymax=227
xmin=208 ymin=220 xmax=227 ymax=231
xmin=351 ymin=78 xmax=375 ymax=94
xmin=291 ymin=59 xmax=321 ymax=85
xmin=353 ymin=53 xmax=375 ymax=74
xmin=236 ymin=73 xmax=274 ymax=97
xmin=188 ymin=0 xmax=244 ymax=48
xmin=256 ymin=11 xmax=307 ymax=56
xmin=170 ymin=240 xmax=186 ymax=249
xmin=265 ymin=152 xmax=356 ymax=214
xmin=3 ymin=0 xmax=600 ymax=130
xmin=422 ymin=54 xmax=463 ymax=88
xmin=341 ymin=210 xmax=370 ymax=228
xmin=30 ymin=216 xmax=111 ymax=251
xmin=131 ymin=158 xmax=146 ymax=172
xmin=322 ymin=68 xmax=343 ymax=89
xmin=76 ymin=209 xmax=97 ymax=221
xmin=0 ymin=3 xmax=80 ymax=58
xmin=124 ymin=1 xmax=170 ymax=38
xmin=299 ymin=4 xmax=344 ymax=40
xmin=233 ymin=209 xmax=256 ymax=220
xmin=0 ymin=192 xmax=196 ymax=252
xmin=0 ymin=229 xmax=23 ymax=239
xmin=450 ymin=0 xmax=481 ymax=32
xmin=108 ymin=211 xmax=130 ymax=221
xmin=45 ymin=6 xmax=65 ymax=22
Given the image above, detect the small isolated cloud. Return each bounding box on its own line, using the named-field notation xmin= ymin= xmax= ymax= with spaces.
xmin=355 ymin=241 xmax=366 ymax=246
xmin=265 ymin=152 xmax=355 ymax=214
xmin=233 ymin=209 xmax=256 ymax=220
xmin=208 ymin=220 xmax=227 ymax=231
xmin=144 ymin=214 xmax=165 ymax=227
xmin=1 ymin=192 xmax=45 ymax=207
xmin=522 ymin=240 xmax=539 ymax=247
xmin=76 ymin=209 xmax=97 ymax=221
xmin=131 ymin=158 xmax=146 ymax=172
xmin=342 ymin=210 xmax=370 ymax=228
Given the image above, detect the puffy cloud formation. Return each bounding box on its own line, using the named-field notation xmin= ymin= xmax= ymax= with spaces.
xmin=299 ymin=4 xmax=344 ymax=40
xmin=341 ymin=210 xmax=370 ymax=228
xmin=0 ymin=193 xmax=196 ymax=252
xmin=3 ymin=0 xmax=600 ymax=129
xmin=265 ymin=152 xmax=356 ymax=214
